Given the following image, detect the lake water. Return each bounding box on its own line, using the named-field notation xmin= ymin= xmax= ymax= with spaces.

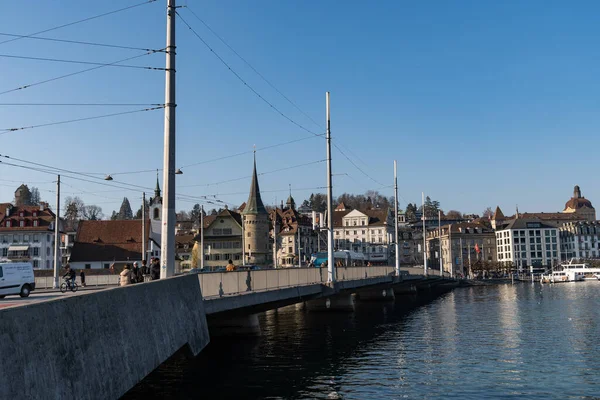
xmin=125 ymin=282 xmax=600 ymax=399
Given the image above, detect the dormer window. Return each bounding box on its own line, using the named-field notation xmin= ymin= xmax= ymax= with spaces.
xmin=19 ymin=212 xmax=24 ymax=217
xmin=6 ymin=221 xmax=10 ymax=227
xmin=19 ymin=220 xmax=25 ymax=227
xmin=33 ymin=220 xmax=39 ymax=227
xmin=33 ymin=211 xmax=37 ymax=217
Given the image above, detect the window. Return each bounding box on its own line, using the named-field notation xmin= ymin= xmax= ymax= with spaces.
xmin=353 ymin=221 xmax=357 ymax=226
xmin=247 ymin=232 xmax=251 ymax=237
xmin=1 ymin=248 xmax=6 ymax=257
xmin=234 ymin=254 xmax=240 ymax=260
xmin=85 ymin=264 xmax=91 ymax=269
xmin=336 ymin=231 xmax=340 ymax=236
xmin=46 ymin=260 xmax=50 ymax=269
xmin=1 ymin=236 xmax=5 ymax=243
xmin=361 ymin=220 xmax=365 ymax=226
xmin=33 ymin=260 xmax=39 ymax=269
xmin=104 ymin=263 xmax=110 ymax=269
xmin=23 ymin=235 xmax=29 ymax=243
xmin=551 ymin=230 xmax=556 ymax=236
xmin=288 ymin=247 xmax=293 ymax=253
xmin=33 ymin=220 xmax=38 ymax=227
xmin=223 ymin=228 xmax=232 ymax=235
xmin=248 ymin=244 xmax=250 ymax=250
xmin=6 ymin=221 xmax=10 ymax=227
xmin=33 ymin=248 xmax=39 ymax=256
xmin=215 ymin=254 xmax=220 ymax=261
xmin=153 ymin=208 xmax=159 ymax=220
xmin=205 ymin=255 xmax=210 ymax=261
xmin=353 ymin=231 xmax=357 ymax=235
xmin=46 ymin=247 xmax=50 ymax=256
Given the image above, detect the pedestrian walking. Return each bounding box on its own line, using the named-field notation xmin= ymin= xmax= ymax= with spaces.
xmin=80 ymin=270 xmax=86 ymax=287
xmin=131 ymin=262 xmax=140 ymax=284
xmin=150 ymin=258 xmax=160 ymax=280
xmin=120 ymin=264 xmax=133 ymax=286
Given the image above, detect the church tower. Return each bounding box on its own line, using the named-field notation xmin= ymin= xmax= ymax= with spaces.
xmin=242 ymin=154 xmax=269 ymax=265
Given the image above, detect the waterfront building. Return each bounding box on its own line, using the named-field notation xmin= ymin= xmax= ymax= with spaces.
xmin=198 ymin=208 xmax=243 ymax=268
xmin=495 ymin=218 xmax=560 ymax=271
xmin=332 ymin=203 xmax=394 ymax=265
xmin=426 ymin=222 xmax=497 ymax=277
xmin=0 ymin=201 xmax=58 ymax=269
xmin=397 ymin=227 xmax=422 ymax=265
xmin=271 ymin=193 xmax=318 ymax=267
xmin=242 ymin=156 xmax=270 ymax=266
xmin=559 ymin=221 xmax=600 ymax=260
xmin=562 ymin=185 xmax=596 ymax=221
xmin=175 ymin=234 xmax=195 ymax=271
xmin=69 ymin=220 xmax=156 ymax=270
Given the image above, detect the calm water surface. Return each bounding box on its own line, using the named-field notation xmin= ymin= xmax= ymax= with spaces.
xmin=125 ymin=282 xmax=600 ymax=399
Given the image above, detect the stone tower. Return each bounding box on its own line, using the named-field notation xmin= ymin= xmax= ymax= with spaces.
xmin=14 ymin=184 xmax=31 ymax=207
xmin=242 ymin=155 xmax=269 ymax=265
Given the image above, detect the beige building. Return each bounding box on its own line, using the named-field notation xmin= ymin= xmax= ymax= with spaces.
xmin=198 ymin=208 xmax=243 ymax=269
xmin=332 ymin=203 xmax=394 ymax=265
xmin=427 ymin=222 xmax=497 ymax=277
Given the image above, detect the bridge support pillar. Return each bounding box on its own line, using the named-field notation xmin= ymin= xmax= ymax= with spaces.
xmin=357 ymin=288 xmax=395 ymax=302
xmin=305 ymin=294 xmax=355 ymax=312
xmin=393 ymin=284 xmax=417 ymax=295
xmin=208 ymin=314 xmax=261 ymax=336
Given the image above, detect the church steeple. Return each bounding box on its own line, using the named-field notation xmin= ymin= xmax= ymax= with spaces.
xmin=243 ymin=152 xmax=267 ymax=215
xmin=155 ymin=170 xmax=161 ymax=198
xmin=574 ymin=185 xmax=581 ymax=199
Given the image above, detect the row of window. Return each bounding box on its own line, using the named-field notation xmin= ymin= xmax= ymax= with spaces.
xmin=204 ymin=241 xmax=242 ymax=250
xmin=212 ymin=228 xmax=233 ymax=235
xmin=204 ymin=254 xmax=241 ymax=261
xmin=1 ymin=234 xmax=51 ymax=243
xmin=1 ymin=247 xmax=50 ymax=257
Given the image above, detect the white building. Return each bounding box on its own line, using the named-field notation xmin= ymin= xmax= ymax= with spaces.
xmin=0 ymin=202 xmax=59 ymax=270
xmin=495 ymin=218 xmax=560 ymax=271
xmin=559 ymin=221 xmax=600 ymax=260
xmin=332 ymin=203 xmax=394 ymax=265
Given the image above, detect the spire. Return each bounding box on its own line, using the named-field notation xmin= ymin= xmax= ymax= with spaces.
xmin=286 ymin=183 xmax=296 ymax=210
xmin=574 ymin=185 xmax=581 ymax=199
xmin=154 ymin=170 xmax=161 ymax=198
xmin=243 ymin=152 xmax=267 ymax=215
xmin=516 ymin=205 xmax=519 ymax=219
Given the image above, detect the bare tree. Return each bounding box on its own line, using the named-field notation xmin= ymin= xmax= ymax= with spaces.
xmin=83 ymin=205 xmax=104 ymax=220
xmin=482 ymin=207 xmax=494 ymax=219
xmin=64 ymin=196 xmax=85 ymax=222
xmin=446 ymin=210 xmax=463 ymax=219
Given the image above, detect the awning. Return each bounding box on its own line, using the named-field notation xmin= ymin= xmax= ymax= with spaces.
xmin=8 ymin=245 xmax=29 ymax=252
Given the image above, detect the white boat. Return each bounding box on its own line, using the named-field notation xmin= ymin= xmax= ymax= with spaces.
xmin=541 ymin=259 xmax=600 ymax=283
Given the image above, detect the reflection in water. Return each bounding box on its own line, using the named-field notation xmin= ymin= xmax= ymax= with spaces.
xmin=124 ymin=283 xmax=600 ymax=399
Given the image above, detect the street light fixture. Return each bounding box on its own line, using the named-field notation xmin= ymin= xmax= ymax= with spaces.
xmin=104 ymin=175 xmax=113 ymax=181
xmin=175 ymin=168 xmax=183 ymax=175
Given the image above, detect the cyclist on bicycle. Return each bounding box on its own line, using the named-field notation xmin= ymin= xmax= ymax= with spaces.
xmin=63 ymin=265 xmax=76 ymax=288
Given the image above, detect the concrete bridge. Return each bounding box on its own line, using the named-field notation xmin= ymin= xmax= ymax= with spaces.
xmin=0 ymin=266 xmax=455 ymax=399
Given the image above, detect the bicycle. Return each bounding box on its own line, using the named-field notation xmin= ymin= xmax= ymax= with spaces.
xmin=60 ymin=278 xmax=79 ymax=293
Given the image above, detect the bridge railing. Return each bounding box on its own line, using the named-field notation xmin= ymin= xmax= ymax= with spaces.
xmin=199 ymin=266 xmax=397 ymax=298
xmin=35 ymin=275 xmax=120 ymax=289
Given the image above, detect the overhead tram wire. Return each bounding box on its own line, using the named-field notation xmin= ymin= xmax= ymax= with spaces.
xmin=178 ymin=159 xmax=326 ymax=188
xmin=0 ymin=103 xmax=163 ymax=107
xmin=184 ymin=6 xmax=322 ymax=131
xmin=176 ymin=12 xmax=322 ymax=138
xmin=0 ymin=32 xmax=162 ymax=53
xmin=0 ymin=0 xmax=158 ymax=46
xmin=332 ymin=143 xmax=386 ymax=188
xmin=0 ymin=106 xmax=165 ymax=135
xmin=0 ymin=54 xmax=166 ymax=70
xmin=0 ymin=50 xmax=164 ymax=96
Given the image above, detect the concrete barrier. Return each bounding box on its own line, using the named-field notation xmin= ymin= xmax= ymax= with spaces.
xmin=0 ymin=274 xmax=210 ymax=400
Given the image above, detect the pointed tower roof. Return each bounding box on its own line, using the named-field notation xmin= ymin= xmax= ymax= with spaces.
xmin=154 ymin=171 xmax=161 ymax=198
xmin=493 ymin=206 xmax=504 ymax=220
xmin=286 ymin=184 xmax=295 ymax=210
xmin=242 ymin=154 xmax=267 ymax=215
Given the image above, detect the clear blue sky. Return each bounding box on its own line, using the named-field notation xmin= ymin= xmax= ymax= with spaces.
xmin=1 ymin=0 xmax=599 ymax=217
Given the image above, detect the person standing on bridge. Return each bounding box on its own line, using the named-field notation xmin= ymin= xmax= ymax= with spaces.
xmin=150 ymin=258 xmax=160 ymax=280
xmin=120 ymin=264 xmax=133 ymax=286
xmin=226 ymin=260 xmax=237 ymax=272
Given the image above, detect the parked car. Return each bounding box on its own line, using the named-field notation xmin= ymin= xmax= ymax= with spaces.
xmin=0 ymin=262 xmax=36 ymax=298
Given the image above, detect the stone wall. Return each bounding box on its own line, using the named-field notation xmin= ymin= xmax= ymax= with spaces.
xmin=0 ymin=274 xmax=209 ymax=400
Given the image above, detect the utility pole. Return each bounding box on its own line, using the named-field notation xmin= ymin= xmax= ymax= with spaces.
xmin=422 ymin=192 xmax=427 ymax=276
xmin=394 ymin=160 xmax=400 ymax=276
xmin=273 ymin=211 xmax=278 ymax=268
xmin=439 ymin=209 xmax=443 ymax=277
xmin=326 ymin=92 xmax=335 ymax=282
xmin=160 ymin=0 xmax=176 ymax=279
xmin=241 ymin=215 xmax=246 ymax=266
xmin=142 ymin=192 xmax=146 ymax=265
xmin=298 ymin=227 xmax=302 ymax=268
xmin=459 ymin=237 xmax=464 ymax=278
xmin=200 ymin=205 xmax=204 ymax=270
xmin=53 ymin=175 xmax=60 ymax=289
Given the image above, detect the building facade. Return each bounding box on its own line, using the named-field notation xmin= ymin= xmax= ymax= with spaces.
xmin=559 ymin=221 xmax=600 ymax=260
xmin=332 ymin=203 xmax=394 ymax=265
xmin=199 ymin=208 xmax=243 ymax=269
xmin=0 ymin=202 xmax=58 ymax=269
xmin=495 ymin=218 xmax=560 ymax=271
xmin=426 ymin=222 xmax=497 ymax=277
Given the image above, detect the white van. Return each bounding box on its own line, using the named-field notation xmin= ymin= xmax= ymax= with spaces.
xmin=0 ymin=262 xmax=36 ymax=298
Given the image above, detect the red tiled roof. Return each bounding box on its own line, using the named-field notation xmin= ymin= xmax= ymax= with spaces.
xmin=0 ymin=204 xmax=56 ymax=232
xmin=69 ymin=219 xmax=151 ymax=262
xmin=564 ymin=197 xmax=594 ymax=211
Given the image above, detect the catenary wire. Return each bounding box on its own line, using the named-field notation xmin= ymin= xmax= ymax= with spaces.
xmin=0 ymin=50 xmax=163 ymax=96
xmin=0 ymin=1 xmax=158 ymax=46
xmin=0 ymin=53 xmax=166 ymax=70
xmin=183 ymin=6 xmax=322 ymax=130
xmin=0 ymin=106 xmax=164 ymax=135
xmin=176 ymin=11 xmax=321 ymax=138
xmin=0 ymin=32 xmax=161 ymax=52
xmin=0 ymin=103 xmax=163 ymax=107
